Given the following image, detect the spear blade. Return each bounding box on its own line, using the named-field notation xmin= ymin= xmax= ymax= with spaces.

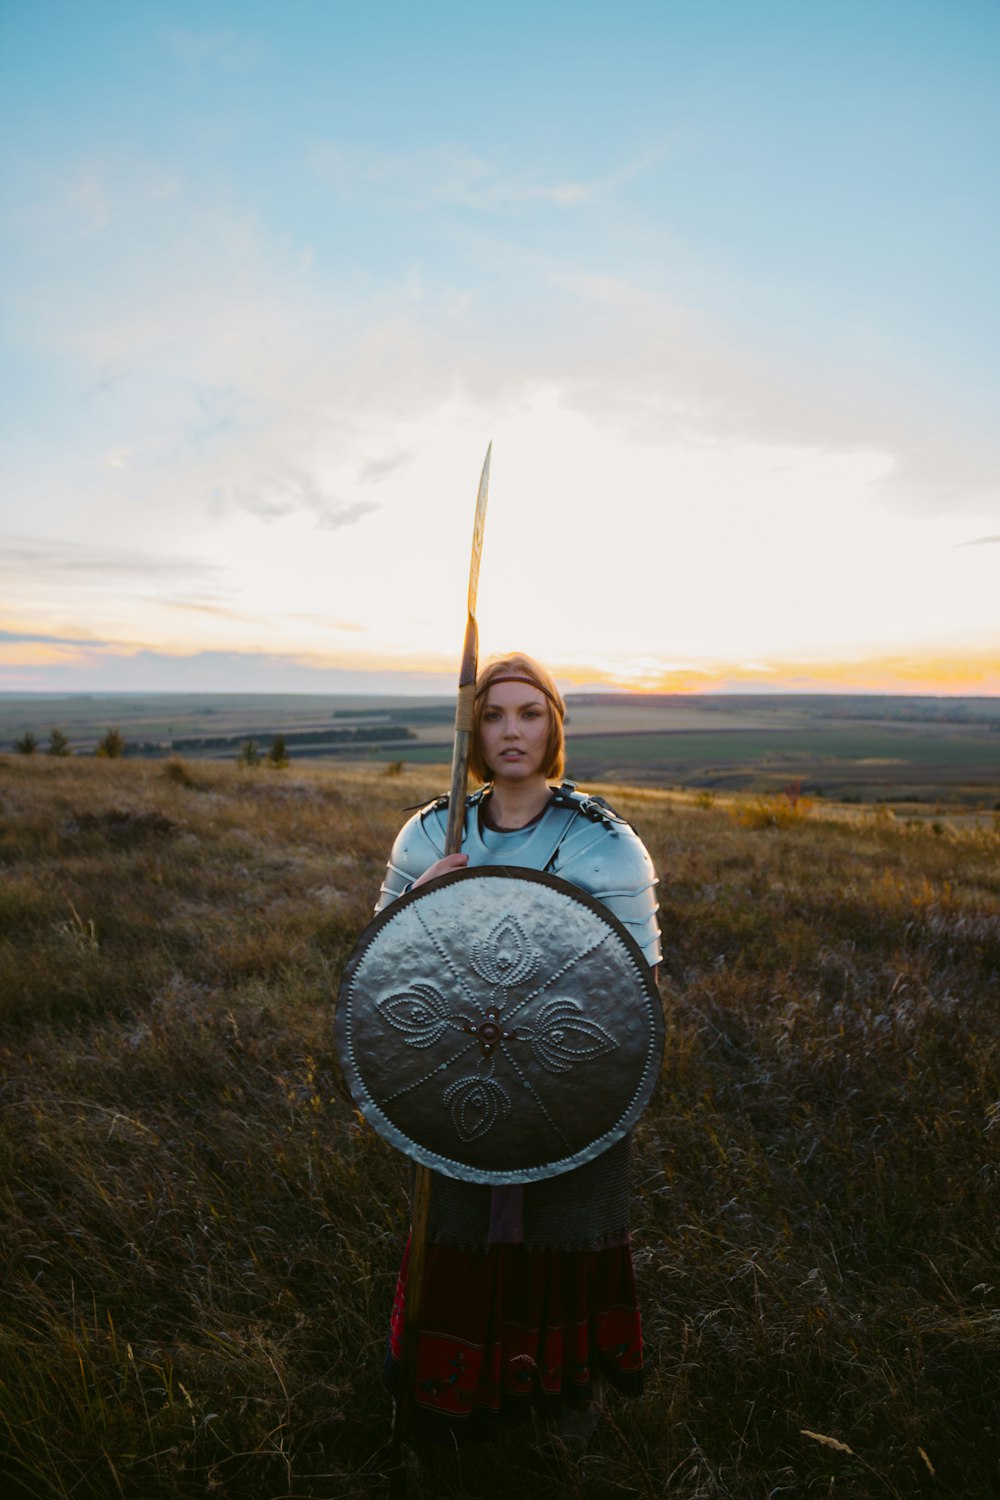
xmin=445 ymin=442 xmax=491 ymax=855
xmin=467 ymin=441 xmax=491 ymax=617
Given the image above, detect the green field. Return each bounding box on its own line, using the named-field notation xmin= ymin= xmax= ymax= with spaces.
xmin=563 ymin=726 xmax=1000 ymax=798
xmin=1 ymin=691 xmax=997 ymax=806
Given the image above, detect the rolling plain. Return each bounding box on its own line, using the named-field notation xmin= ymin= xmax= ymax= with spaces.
xmin=1 ymin=721 xmax=998 ymax=1497
xmin=1 ymin=690 xmax=998 ymax=808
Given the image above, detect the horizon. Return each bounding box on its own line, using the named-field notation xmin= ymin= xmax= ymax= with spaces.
xmin=1 ymin=682 xmax=997 ymax=704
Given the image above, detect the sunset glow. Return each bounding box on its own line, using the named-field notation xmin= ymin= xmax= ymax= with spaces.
xmin=1 ymin=3 xmax=997 ymax=698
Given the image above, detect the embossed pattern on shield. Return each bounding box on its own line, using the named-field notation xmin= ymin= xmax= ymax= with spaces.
xmin=336 ymin=868 xmax=664 ymax=1184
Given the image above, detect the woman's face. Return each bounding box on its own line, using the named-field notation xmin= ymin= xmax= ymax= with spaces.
xmin=479 ymin=680 xmax=551 ymax=783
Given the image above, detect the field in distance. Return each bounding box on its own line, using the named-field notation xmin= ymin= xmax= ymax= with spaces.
xmin=1 ymin=689 xmax=997 ymax=807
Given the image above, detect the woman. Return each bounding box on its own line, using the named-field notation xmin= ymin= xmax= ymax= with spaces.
xmin=377 ymin=653 xmax=661 ymax=1445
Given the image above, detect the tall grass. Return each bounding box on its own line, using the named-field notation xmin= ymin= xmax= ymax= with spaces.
xmin=1 ymin=756 xmax=997 ymax=1497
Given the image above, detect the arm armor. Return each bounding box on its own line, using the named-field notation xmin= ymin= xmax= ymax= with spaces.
xmin=374 ymin=801 xmax=449 ymax=913
xmin=549 ymin=810 xmax=661 ymax=966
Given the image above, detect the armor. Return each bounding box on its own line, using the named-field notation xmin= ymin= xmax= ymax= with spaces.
xmin=376 ymin=782 xmax=661 ymax=965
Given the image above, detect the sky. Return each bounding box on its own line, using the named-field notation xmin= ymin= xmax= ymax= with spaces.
xmin=1 ymin=0 xmax=998 ymax=696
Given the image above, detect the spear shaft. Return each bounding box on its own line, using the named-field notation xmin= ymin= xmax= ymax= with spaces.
xmin=389 ymin=443 xmax=491 ymax=1496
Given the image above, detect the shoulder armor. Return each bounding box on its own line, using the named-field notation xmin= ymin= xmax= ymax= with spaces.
xmin=375 ymin=799 xmax=446 ymax=912
xmin=375 ymin=787 xmax=488 ymax=912
xmin=401 ymin=785 xmax=489 ymax=815
xmin=550 ymin=794 xmax=661 ymax=965
xmin=553 ymin=813 xmax=657 ymax=896
xmin=548 ymin=781 xmax=632 ymax=830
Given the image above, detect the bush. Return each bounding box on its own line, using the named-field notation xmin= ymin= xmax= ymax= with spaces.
xmin=732 ymin=790 xmax=814 ymax=829
xmin=13 ymin=731 xmax=38 ymax=754
xmin=96 ymin=728 xmax=126 ymax=759
xmin=267 ymin=735 xmax=289 ymax=769
xmin=162 ymin=757 xmax=199 ymax=788
xmin=48 ymin=728 xmax=71 ymax=756
xmin=238 ymin=738 xmax=261 ymax=767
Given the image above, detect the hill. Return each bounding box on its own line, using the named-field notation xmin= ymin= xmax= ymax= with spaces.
xmin=1 ymin=756 xmax=998 ymax=1497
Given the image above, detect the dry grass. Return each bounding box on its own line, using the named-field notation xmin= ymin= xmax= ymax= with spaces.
xmin=1 ymin=757 xmax=998 ymax=1498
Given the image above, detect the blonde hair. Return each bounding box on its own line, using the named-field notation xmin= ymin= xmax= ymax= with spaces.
xmin=469 ymin=653 xmax=566 ymax=784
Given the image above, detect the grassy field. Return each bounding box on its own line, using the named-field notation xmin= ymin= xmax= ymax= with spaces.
xmin=563 ymin=727 xmax=1000 ymax=803
xmin=1 ymin=756 xmax=998 ymax=1498
xmin=0 ymin=694 xmax=452 ymax=742
xmin=2 ymin=693 xmax=997 ymax=806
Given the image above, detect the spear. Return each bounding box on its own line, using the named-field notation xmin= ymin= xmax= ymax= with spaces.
xmin=388 ymin=442 xmax=492 ymax=1496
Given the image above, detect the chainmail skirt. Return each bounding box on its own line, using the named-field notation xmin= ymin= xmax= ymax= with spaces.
xmin=384 ymin=1237 xmax=644 ymax=1444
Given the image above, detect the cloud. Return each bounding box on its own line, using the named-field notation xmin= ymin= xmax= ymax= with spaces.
xmin=0 ymin=628 xmax=109 ymax=647
xmin=165 ymin=600 xmax=265 ymax=623
xmin=5 ymin=124 xmax=997 ymax=672
xmin=289 ymin=613 xmax=363 ymax=634
xmin=0 ymin=647 xmax=457 ymax=696
xmin=7 ymin=157 xmax=184 ymax=245
xmin=0 ymin=537 xmax=239 ymax=643
xmin=0 ymin=537 xmax=218 ymax=582
xmin=315 ymin=500 xmax=378 ymax=531
xmin=358 ymin=449 xmax=411 ymax=484
xmin=547 ymin=270 xmax=651 ymax=311
xmin=8 ymin=136 xmax=992 ymax=535
xmin=956 ymin=533 xmax=1000 ymax=547
xmin=307 ymin=140 xmax=621 ymax=213
xmin=0 ymin=535 xmax=223 ymax=588
xmin=221 ymin=468 xmax=380 ymax=530
xmin=2 ymin=639 xmax=996 ymax=698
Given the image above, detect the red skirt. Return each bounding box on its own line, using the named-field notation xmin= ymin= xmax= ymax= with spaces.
xmin=385 ymin=1237 xmax=644 ymax=1444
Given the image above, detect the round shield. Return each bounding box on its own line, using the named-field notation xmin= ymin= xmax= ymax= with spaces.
xmin=335 ymin=866 xmax=663 ymax=1184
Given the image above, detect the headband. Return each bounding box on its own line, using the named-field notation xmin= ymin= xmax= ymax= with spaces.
xmin=475 ymin=675 xmax=565 ymax=716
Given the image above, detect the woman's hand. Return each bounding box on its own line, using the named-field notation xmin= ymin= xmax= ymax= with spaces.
xmin=412 ymin=853 xmax=469 ymax=889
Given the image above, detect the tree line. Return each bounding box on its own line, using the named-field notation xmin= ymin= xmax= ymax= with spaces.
xmin=11 ymin=729 xmax=290 ymax=765
xmin=9 ymin=723 xmax=417 ymax=760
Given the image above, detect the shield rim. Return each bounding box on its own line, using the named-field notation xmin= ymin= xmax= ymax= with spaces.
xmin=335 ymin=865 xmax=663 ymax=1184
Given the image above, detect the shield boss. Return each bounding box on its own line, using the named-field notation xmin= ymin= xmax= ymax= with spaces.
xmin=336 ymin=866 xmax=663 ymax=1184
